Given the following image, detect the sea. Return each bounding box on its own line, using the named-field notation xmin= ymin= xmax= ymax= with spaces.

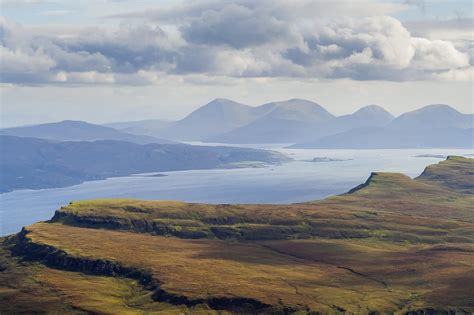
xmin=1 ymin=145 xmax=472 ymax=236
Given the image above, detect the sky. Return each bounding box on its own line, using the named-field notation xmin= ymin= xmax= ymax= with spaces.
xmin=0 ymin=0 xmax=473 ymax=127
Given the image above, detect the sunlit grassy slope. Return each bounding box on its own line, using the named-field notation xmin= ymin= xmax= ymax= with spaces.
xmin=1 ymin=156 xmax=473 ymax=314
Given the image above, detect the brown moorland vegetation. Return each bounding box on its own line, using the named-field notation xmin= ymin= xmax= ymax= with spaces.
xmin=1 ymin=156 xmax=473 ymax=314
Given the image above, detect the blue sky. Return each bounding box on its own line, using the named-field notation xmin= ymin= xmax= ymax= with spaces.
xmin=2 ymin=0 xmax=472 ymax=24
xmin=1 ymin=0 xmax=473 ymax=126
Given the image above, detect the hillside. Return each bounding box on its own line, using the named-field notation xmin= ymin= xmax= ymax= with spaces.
xmin=0 ymin=136 xmax=289 ymax=193
xmin=327 ymin=105 xmax=394 ymax=132
xmin=209 ymin=99 xmax=335 ymax=143
xmin=290 ymin=105 xmax=473 ymax=149
xmin=289 ymin=126 xmax=474 ymax=149
xmin=105 ymin=100 xmax=472 ymax=147
xmin=148 ymin=98 xmax=338 ymax=143
xmin=1 ymin=157 xmax=473 ymax=313
xmin=389 ymin=104 xmax=473 ymax=130
xmin=104 ymin=119 xmax=174 ymax=137
xmin=0 ymin=120 xmax=174 ymax=145
xmin=154 ymin=99 xmax=268 ymax=141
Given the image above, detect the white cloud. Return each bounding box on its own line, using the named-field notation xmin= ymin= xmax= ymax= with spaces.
xmin=53 ymin=71 xmax=115 ymax=84
xmin=411 ymin=37 xmax=470 ymax=70
xmin=405 ymin=18 xmax=474 ymax=66
xmin=0 ymin=45 xmax=57 ymax=83
xmin=431 ymin=67 xmax=474 ymax=82
xmin=1 ymin=1 xmax=472 ymax=85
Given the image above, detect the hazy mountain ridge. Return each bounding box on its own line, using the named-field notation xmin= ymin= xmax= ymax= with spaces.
xmin=332 ymin=105 xmax=395 ymax=129
xmin=290 ymin=104 xmax=474 ymax=149
xmin=0 ymin=120 xmax=175 ymax=145
xmin=153 ymin=99 xmax=271 ymax=141
xmin=209 ymin=99 xmax=335 ymax=143
xmin=105 ymin=99 xmax=471 ymax=148
xmin=6 ymin=100 xmax=471 ymax=148
xmin=389 ymin=104 xmax=474 ymax=130
xmin=0 ymin=135 xmax=289 ymax=193
xmin=104 ymin=120 xmax=174 ymax=137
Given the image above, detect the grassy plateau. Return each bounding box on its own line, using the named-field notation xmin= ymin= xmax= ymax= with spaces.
xmin=1 ymin=156 xmax=473 ymax=314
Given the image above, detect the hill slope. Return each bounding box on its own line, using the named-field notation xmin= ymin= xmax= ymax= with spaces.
xmin=290 ymin=105 xmax=473 ymax=149
xmin=0 ymin=135 xmax=289 ymax=193
xmin=1 ymin=157 xmax=473 ymax=313
xmin=104 ymin=99 xmax=470 ymax=147
xmin=0 ymin=120 xmax=174 ymax=144
xmin=390 ymin=104 xmax=473 ymax=130
xmin=104 ymin=119 xmax=174 ymax=137
xmin=289 ymin=126 xmax=474 ymax=149
xmin=209 ymin=99 xmax=335 ymax=143
xmin=155 ymin=98 xmax=269 ymax=141
xmin=330 ymin=105 xmax=394 ymax=131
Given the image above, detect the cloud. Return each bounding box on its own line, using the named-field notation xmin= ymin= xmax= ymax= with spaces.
xmin=0 ymin=1 xmax=472 ymax=85
xmin=0 ymin=45 xmax=56 ymax=83
xmin=431 ymin=67 xmax=474 ymax=82
xmin=405 ymin=18 xmax=474 ymax=66
xmin=411 ymin=37 xmax=470 ymax=70
xmin=180 ymin=2 xmax=304 ymax=49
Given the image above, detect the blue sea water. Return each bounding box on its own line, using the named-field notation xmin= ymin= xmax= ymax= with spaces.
xmin=1 ymin=147 xmax=472 ymax=236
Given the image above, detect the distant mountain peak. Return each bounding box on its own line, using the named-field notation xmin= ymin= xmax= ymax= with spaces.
xmin=271 ymin=98 xmax=323 ymax=107
xmin=192 ymin=99 xmax=252 ymax=113
xmin=263 ymin=99 xmax=334 ymax=122
xmin=356 ymin=104 xmax=388 ymax=113
xmin=352 ymin=105 xmax=394 ymax=119
xmin=397 ymin=104 xmax=464 ymax=119
xmin=59 ymin=120 xmax=83 ymax=123
xmin=209 ymin=97 xmax=236 ymax=103
xmin=285 ymin=98 xmax=317 ymax=103
xmin=389 ymin=103 xmax=472 ymax=131
xmin=414 ymin=104 xmax=459 ymax=114
xmin=206 ymin=98 xmax=247 ymax=107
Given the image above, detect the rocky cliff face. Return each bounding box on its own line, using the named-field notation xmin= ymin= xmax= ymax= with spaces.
xmin=8 ymin=228 xmax=282 ymax=314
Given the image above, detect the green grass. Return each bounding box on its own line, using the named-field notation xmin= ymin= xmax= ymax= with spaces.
xmin=417 ymin=155 xmax=474 ymax=193
xmin=10 ymin=223 xmax=474 ymax=313
xmin=51 ymin=194 xmax=474 ymax=244
xmin=1 ymin=156 xmax=473 ymax=313
xmin=0 ymin=238 xmax=218 ymax=314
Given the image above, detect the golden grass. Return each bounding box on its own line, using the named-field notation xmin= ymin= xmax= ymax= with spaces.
xmin=22 ymin=222 xmax=474 ymax=313
xmin=2 ymin=156 xmax=473 ymax=313
xmin=0 ymin=241 xmax=211 ymax=314
xmin=417 ymin=155 xmax=474 ymax=193
xmin=314 ymin=171 xmax=474 ymax=222
xmin=52 ymin=195 xmax=474 ymax=245
xmin=35 ymin=269 xmax=149 ymax=315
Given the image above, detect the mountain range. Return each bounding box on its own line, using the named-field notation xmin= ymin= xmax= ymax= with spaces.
xmin=105 ymin=99 xmax=473 ymax=148
xmin=290 ymin=104 xmax=473 ymax=148
xmin=3 ymin=99 xmax=472 ymax=148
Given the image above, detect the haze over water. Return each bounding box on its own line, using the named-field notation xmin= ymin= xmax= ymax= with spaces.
xmin=1 ymin=147 xmax=472 ymax=236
